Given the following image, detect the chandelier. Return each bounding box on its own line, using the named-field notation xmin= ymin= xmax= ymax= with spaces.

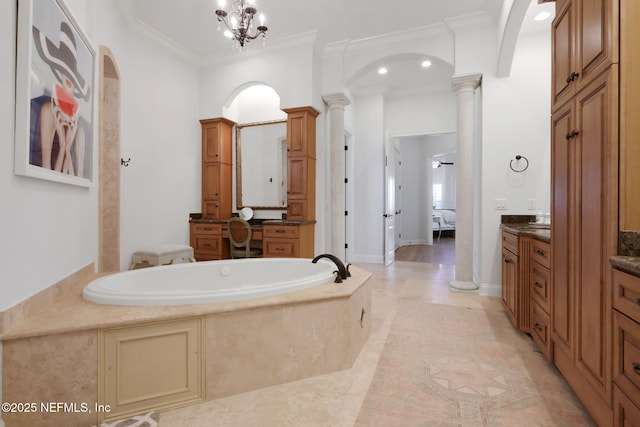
xmin=215 ymin=0 xmax=268 ymax=49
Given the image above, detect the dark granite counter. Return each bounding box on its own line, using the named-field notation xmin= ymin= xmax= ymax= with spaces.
xmin=500 ymin=223 xmax=551 ymax=243
xmin=610 ymin=230 xmax=640 ymax=277
xmin=610 ymin=256 xmax=640 ymax=277
xmin=189 ymin=214 xmax=315 ymax=226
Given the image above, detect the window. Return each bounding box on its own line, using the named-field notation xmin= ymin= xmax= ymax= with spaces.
xmin=433 ymin=184 xmax=443 ymax=209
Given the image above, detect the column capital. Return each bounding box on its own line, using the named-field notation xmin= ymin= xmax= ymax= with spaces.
xmin=451 ymin=73 xmax=482 ymax=95
xmin=322 ymin=93 xmax=352 ymax=110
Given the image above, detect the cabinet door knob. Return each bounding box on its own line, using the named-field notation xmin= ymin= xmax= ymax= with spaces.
xmin=535 ymin=281 xmax=544 ymax=289
xmin=534 ymin=323 xmax=544 ymax=332
xmin=633 ymin=362 xmax=640 ymax=374
xmin=566 ymin=71 xmax=580 ymax=83
xmin=565 ymin=130 xmax=579 ymax=140
xmin=504 ymin=259 xmax=511 ymax=264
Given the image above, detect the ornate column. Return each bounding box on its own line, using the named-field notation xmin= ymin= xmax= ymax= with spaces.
xmin=322 ymin=93 xmax=351 ymax=260
xmin=450 ymin=73 xmax=482 ymax=291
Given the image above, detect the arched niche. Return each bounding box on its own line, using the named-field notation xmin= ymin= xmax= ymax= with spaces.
xmin=223 ymin=82 xmax=286 ymax=123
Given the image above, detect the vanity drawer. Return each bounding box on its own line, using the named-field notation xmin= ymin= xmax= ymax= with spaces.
xmin=613 ymin=311 xmax=640 ymax=400
xmin=530 ymin=239 xmax=550 ymax=269
xmin=192 ymin=223 xmax=222 ymax=235
xmin=263 ymin=239 xmax=299 ymax=258
xmin=531 ymin=301 xmax=551 ymax=360
xmin=613 ymin=269 xmax=640 ymax=323
xmin=614 ymin=385 xmax=640 ymax=427
xmin=502 ymin=231 xmax=518 ymax=255
xmin=531 ymin=261 xmax=551 ymax=312
xmin=263 ymin=225 xmax=300 ymax=239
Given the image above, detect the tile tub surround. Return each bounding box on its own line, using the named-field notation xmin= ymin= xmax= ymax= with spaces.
xmin=0 ymin=263 xmax=95 ymax=337
xmin=0 ymin=263 xmax=371 ymax=426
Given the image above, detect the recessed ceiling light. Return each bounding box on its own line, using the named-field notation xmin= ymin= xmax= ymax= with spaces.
xmin=421 ymin=60 xmax=432 ymax=68
xmin=534 ymin=11 xmax=551 ymax=21
xmin=378 ymin=67 xmax=388 ymax=75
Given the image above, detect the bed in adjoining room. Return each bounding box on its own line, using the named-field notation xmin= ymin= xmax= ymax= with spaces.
xmin=432 ymin=209 xmax=456 ymax=240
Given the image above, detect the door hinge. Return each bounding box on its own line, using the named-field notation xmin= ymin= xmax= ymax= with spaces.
xmin=344 ymin=178 xmax=348 ymax=183
xmin=345 ymin=243 xmax=348 ymax=249
xmin=345 ymin=210 xmax=348 ymax=216
xmin=345 ymin=145 xmax=348 ymax=150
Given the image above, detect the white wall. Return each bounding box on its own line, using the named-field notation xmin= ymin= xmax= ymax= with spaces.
xmin=478 ymin=31 xmax=552 ymax=287
xmin=118 ymin=29 xmax=201 ymax=269
xmin=0 ymin=0 xmax=202 ymax=309
xmin=200 ymin=44 xmax=319 ymax=116
xmin=0 ymin=0 xmax=98 ymax=312
xmin=352 ymin=94 xmax=385 ymax=263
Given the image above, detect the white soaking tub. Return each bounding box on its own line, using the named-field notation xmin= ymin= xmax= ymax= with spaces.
xmin=83 ymin=258 xmax=338 ymax=306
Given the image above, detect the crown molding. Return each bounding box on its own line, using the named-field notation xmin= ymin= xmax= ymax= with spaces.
xmin=343 ymin=23 xmax=451 ymax=57
xmin=444 ymin=11 xmax=494 ymax=33
xmin=114 ymin=0 xmax=201 ymax=65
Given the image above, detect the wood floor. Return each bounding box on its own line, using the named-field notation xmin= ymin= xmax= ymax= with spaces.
xmin=394 ymin=236 xmax=455 ymax=264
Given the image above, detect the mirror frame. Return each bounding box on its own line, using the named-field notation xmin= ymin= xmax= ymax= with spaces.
xmin=236 ymin=119 xmax=288 ymax=210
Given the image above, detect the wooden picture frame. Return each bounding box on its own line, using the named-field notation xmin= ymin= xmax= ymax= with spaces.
xmin=14 ymin=0 xmax=96 ymax=187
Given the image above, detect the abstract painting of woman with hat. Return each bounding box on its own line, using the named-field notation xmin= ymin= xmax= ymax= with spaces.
xmin=27 ymin=0 xmax=94 ymax=180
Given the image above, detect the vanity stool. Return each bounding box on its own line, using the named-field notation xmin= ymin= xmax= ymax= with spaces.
xmin=130 ymin=244 xmax=195 ymax=270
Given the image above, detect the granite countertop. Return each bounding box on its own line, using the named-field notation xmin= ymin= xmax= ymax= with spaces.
xmin=610 ymin=231 xmax=640 ymax=277
xmin=189 ymin=214 xmax=315 ymax=226
xmin=610 ymin=256 xmax=640 ymax=277
xmin=500 ymin=223 xmax=551 ymax=243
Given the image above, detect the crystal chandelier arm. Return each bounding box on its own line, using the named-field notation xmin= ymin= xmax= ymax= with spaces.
xmin=215 ymin=1 xmax=268 ymax=48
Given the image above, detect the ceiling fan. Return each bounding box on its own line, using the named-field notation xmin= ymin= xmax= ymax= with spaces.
xmin=433 ymin=161 xmax=454 ymax=168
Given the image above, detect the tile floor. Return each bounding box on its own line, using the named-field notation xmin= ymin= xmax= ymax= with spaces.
xmin=161 ymin=260 xmax=590 ymax=426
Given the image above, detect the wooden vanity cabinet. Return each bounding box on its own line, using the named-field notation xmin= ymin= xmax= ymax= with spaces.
xmin=501 ymin=232 xmax=519 ymax=328
xmin=612 ymin=269 xmax=640 ymax=421
xmin=189 ymin=222 xmax=228 ymax=261
xmin=200 ymin=118 xmax=234 ymax=219
xmin=263 ymin=223 xmax=314 ymax=258
xmin=283 ymin=107 xmax=319 ymax=221
xmin=530 ymin=240 xmax=552 ymax=360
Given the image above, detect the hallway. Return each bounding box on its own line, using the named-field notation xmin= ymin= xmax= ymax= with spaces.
xmin=161 ymin=258 xmax=593 ymax=426
xmin=394 ymin=237 xmax=456 ymax=265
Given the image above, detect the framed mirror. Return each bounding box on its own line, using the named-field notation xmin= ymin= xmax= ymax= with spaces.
xmin=236 ymin=120 xmax=287 ymax=209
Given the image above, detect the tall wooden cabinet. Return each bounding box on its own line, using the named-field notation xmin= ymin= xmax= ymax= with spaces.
xmin=283 ymin=107 xmax=319 ymax=221
xmin=550 ymin=0 xmax=619 ymax=424
xmin=551 ymin=0 xmax=618 ymax=110
xmin=200 ymin=118 xmax=235 ymax=219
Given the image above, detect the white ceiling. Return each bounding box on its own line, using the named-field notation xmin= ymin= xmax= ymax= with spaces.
xmin=117 ymin=0 xmax=555 ymax=97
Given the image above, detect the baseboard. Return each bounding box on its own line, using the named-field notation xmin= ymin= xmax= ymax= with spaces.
xmin=398 ymin=239 xmax=429 ymax=246
xmin=478 ymin=283 xmax=501 ymax=297
xmin=349 ymin=254 xmax=384 ymax=264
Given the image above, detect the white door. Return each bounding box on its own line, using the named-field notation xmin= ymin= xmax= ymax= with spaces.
xmin=384 ymin=138 xmax=397 ymax=266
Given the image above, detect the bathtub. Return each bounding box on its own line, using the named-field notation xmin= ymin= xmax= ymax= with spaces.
xmin=83 ymin=258 xmax=338 ymax=306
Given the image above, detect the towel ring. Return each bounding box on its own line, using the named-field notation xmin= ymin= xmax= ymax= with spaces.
xmin=509 ymin=155 xmax=528 ymax=173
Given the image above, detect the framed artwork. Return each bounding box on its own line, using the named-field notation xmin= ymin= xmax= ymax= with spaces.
xmin=15 ymin=0 xmax=95 ymax=187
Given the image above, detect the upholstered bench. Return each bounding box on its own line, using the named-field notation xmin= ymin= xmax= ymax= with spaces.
xmin=130 ymin=244 xmax=195 ymax=270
